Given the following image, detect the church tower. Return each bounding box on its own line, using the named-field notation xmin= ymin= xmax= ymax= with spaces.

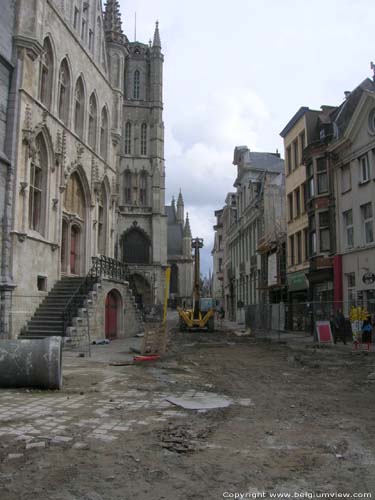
xmin=104 ymin=0 xmax=127 ymax=142
xmin=112 ymin=10 xmax=167 ymax=307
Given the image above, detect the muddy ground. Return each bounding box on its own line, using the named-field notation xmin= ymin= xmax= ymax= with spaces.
xmin=0 ymin=321 xmax=375 ymax=500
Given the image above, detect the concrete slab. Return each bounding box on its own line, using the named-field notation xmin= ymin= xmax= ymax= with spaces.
xmin=166 ymin=392 xmax=233 ymax=410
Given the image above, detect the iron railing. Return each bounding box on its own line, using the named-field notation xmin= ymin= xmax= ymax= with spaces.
xmin=91 ymin=255 xmax=130 ymax=282
xmin=62 ymin=256 xmax=130 ymax=334
xmin=62 ymin=275 xmax=98 ymax=333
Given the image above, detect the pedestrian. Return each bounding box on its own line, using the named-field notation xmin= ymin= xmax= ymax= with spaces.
xmin=362 ymin=315 xmax=372 ymax=351
xmin=333 ymin=309 xmax=347 ymax=345
xmin=219 ymin=306 xmax=225 ymax=328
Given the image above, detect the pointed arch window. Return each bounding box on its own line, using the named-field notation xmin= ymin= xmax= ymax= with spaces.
xmin=141 ymin=123 xmax=147 ymax=155
xmin=133 ymin=70 xmax=140 ymax=99
xmin=124 ymin=122 xmax=131 ymax=154
xmin=111 ymin=53 xmax=120 ymax=87
xmin=39 ymin=38 xmax=54 ymax=109
xmin=140 ymin=172 xmax=147 ymax=206
xmin=74 ymin=77 xmax=85 ymax=139
xmin=123 ymin=229 xmax=150 ymax=264
xmin=29 ymin=134 xmax=48 ymax=234
xmin=88 ymin=93 xmax=97 ymax=150
xmin=64 ymin=172 xmax=86 ymax=219
xmin=100 ymin=107 xmax=109 ymax=160
xmin=58 ymin=59 xmax=71 ymax=124
xmin=124 ymin=170 xmax=132 ymax=204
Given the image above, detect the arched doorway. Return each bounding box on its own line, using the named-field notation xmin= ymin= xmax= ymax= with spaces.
xmin=61 ymin=172 xmax=87 ymax=275
xmin=70 ymin=225 xmax=80 ymax=275
xmin=97 ymin=182 xmax=107 ymax=255
xmin=61 ymin=219 xmax=68 ymax=273
xmin=105 ymin=290 xmax=122 ymax=339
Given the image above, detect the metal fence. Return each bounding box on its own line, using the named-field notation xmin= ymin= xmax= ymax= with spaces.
xmin=245 ymin=301 xmax=374 ymax=336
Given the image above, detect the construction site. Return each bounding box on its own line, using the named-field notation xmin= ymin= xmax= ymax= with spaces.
xmin=0 ymin=316 xmax=375 ymax=500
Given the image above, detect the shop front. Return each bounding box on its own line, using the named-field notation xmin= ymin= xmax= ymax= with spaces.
xmin=287 ymin=270 xmax=309 ymax=331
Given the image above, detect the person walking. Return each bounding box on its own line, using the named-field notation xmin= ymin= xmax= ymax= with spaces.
xmin=362 ymin=315 xmax=372 ymax=351
xmin=333 ymin=309 xmax=347 ymax=345
xmin=218 ymin=306 xmax=225 ymax=328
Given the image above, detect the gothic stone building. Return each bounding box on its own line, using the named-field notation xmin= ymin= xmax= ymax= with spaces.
xmin=0 ymin=0 xmax=16 ymax=338
xmin=2 ymin=0 xmax=168 ymax=339
xmin=165 ymin=192 xmax=193 ymax=307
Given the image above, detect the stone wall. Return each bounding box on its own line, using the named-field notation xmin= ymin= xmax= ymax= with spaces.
xmin=65 ymin=278 xmax=144 ymax=349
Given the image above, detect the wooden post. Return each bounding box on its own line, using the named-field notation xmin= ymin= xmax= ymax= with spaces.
xmin=163 ymin=267 xmax=171 ymax=326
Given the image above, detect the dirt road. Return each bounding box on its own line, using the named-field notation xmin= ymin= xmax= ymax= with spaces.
xmin=0 ymin=321 xmax=375 ymax=499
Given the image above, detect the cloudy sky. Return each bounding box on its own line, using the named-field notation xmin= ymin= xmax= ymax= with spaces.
xmin=118 ymin=0 xmax=375 ymax=274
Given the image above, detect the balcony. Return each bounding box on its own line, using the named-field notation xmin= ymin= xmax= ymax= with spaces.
xmin=119 ymin=205 xmax=152 ymax=214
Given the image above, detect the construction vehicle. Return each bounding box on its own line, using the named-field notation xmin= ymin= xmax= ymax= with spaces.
xmin=177 ymin=238 xmax=215 ymax=331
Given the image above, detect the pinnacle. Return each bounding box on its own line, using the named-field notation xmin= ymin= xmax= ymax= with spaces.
xmin=153 ymin=20 xmax=161 ymax=49
xmin=104 ymin=0 xmax=123 ymax=34
xmin=184 ymin=213 xmax=192 ymax=238
xmin=177 ymin=189 xmax=183 ymax=206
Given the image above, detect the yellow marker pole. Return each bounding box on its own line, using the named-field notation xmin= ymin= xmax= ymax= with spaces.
xmin=163 ymin=267 xmax=171 ymax=326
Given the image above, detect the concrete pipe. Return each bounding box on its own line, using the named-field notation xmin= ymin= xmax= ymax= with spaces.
xmin=0 ymin=336 xmax=63 ymax=390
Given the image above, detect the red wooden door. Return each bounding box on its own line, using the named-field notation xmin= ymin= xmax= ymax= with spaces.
xmin=70 ymin=227 xmax=78 ymax=274
xmin=105 ymin=292 xmax=118 ymax=339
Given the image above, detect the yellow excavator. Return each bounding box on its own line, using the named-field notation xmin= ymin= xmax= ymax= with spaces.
xmin=177 ymin=238 xmax=215 ymax=332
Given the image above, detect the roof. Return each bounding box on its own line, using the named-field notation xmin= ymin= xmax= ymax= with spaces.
xmin=332 ymin=78 xmax=374 ymax=138
xmin=279 ymin=106 xmax=311 ymax=138
xmin=234 ymin=151 xmax=284 ymax=187
xmin=167 ymin=224 xmax=183 ymax=255
xmin=246 ymin=151 xmax=285 ymax=173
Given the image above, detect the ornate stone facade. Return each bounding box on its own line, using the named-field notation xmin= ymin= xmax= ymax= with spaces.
xmin=0 ymin=0 xmax=17 ymax=339
xmin=166 ymin=192 xmax=194 ymax=307
xmin=2 ymin=0 xmax=168 ymax=338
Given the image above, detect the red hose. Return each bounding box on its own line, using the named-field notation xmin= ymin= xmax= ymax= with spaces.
xmin=133 ymin=355 xmax=161 ymax=362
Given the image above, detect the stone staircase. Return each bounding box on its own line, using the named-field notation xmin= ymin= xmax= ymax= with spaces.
xmin=19 ymin=273 xmax=145 ymax=342
xmin=19 ymin=277 xmax=89 ymax=339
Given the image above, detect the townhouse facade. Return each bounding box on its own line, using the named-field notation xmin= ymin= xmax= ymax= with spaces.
xmin=213 ymin=146 xmax=285 ymax=323
xmin=280 ymin=108 xmax=319 ymax=305
xmin=330 ymin=79 xmax=375 ymax=314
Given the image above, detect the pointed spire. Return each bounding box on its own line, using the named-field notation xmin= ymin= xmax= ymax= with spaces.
xmin=177 ymin=189 xmax=183 ymax=206
xmin=184 ymin=213 xmax=192 ymax=238
xmin=171 ymin=196 xmax=176 ymax=213
xmin=176 ymin=189 xmax=184 ymax=223
xmin=152 ymin=20 xmax=161 ymax=49
xmin=104 ymin=0 xmax=123 ymax=34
